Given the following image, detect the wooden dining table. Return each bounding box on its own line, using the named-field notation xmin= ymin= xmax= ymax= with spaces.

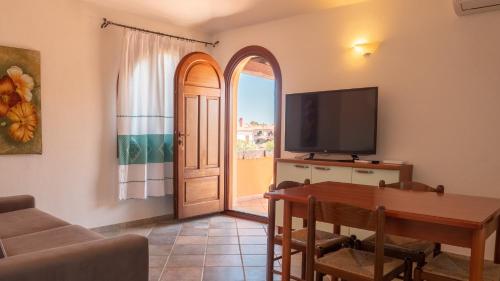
xmin=264 ymin=181 xmax=500 ymax=281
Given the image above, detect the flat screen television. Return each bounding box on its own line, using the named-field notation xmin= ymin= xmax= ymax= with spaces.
xmin=285 ymin=87 xmax=378 ymax=156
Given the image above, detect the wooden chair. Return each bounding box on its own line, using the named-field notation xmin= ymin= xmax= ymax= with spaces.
xmin=379 ymin=180 xmax=444 ymax=194
xmin=270 ymin=180 xmax=353 ymax=280
xmin=304 ymin=196 xmax=408 ymax=281
xmin=414 ymin=252 xmax=500 ymax=281
xmin=358 ymin=181 xmax=444 ymax=280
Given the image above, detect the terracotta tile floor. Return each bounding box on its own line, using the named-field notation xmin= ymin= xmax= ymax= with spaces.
xmin=233 ymin=198 xmax=269 ymax=217
xmin=97 ymin=215 xmax=310 ymax=281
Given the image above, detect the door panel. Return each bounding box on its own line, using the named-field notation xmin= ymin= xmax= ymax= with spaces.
xmin=185 ymin=96 xmax=199 ymax=169
xmin=175 ymin=53 xmax=225 ymax=219
xmin=185 ymin=177 xmax=219 ymax=204
xmin=206 ymin=97 xmax=220 ymax=167
xmin=184 ymin=167 xmax=220 ymax=178
xmin=184 ymin=63 xmax=220 ymax=88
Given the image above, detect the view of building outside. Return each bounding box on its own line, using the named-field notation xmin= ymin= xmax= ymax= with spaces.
xmin=236 ymin=118 xmax=274 ymax=159
xmin=233 ymin=73 xmax=275 ymax=216
xmin=236 ymin=73 xmax=275 ymax=160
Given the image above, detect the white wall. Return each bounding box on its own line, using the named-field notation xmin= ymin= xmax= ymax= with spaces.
xmin=0 ymin=0 xmax=208 ymax=228
xmin=212 ymin=0 xmax=500 ymax=258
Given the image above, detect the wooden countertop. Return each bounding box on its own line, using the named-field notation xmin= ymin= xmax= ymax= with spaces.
xmin=276 ymin=158 xmax=412 ymax=171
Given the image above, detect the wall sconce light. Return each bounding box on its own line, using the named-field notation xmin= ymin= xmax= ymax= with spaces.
xmin=353 ymin=42 xmax=380 ymax=56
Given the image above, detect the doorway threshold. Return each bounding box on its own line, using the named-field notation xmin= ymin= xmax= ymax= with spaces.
xmin=224 ymin=210 xmax=268 ymax=224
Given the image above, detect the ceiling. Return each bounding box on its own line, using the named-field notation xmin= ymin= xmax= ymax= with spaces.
xmin=84 ymin=0 xmax=368 ymax=34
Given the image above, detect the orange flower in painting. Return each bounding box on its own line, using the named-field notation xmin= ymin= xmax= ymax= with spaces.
xmin=0 ymin=75 xmax=21 ymax=116
xmin=6 ymin=102 xmax=38 ymax=143
xmin=0 ymin=75 xmax=15 ymax=94
xmin=7 ymin=66 xmax=34 ymax=102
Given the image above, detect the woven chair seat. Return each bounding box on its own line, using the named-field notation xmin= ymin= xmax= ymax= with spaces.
xmin=316 ymin=248 xmax=405 ymax=279
xmin=276 ymin=228 xmax=350 ymax=250
xmin=422 ymin=252 xmax=500 ymax=281
xmin=363 ymin=234 xmax=435 ymax=256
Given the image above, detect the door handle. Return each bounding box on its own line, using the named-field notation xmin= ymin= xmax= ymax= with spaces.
xmin=178 ymin=132 xmax=186 ymax=147
xmin=294 ymin=164 xmax=309 ymax=169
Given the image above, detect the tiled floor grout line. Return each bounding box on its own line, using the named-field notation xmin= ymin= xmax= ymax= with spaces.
xmin=156 ymin=225 xmax=181 ymax=281
xmin=201 ymin=223 xmax=207 ymax=281
xmin=236 ymin=221 xmax=248 ymax=281
xmin=145 ymin=226 xmax=154 ymax=237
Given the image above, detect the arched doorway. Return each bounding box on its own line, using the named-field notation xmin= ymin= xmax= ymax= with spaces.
xmin=224 ymin=46 xmax=282 ymax=218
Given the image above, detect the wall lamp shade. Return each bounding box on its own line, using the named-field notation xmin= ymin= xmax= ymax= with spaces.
xmin=353 ymin=42 xmax=380 ymax=56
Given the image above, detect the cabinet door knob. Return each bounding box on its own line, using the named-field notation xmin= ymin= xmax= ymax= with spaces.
xmin=356 ymin=169 xmax=374 ymax=174
xmin=294 ymin=164 xmax=309 ymax=169
xmin=314 ymin=166 xmax=331 ymax=171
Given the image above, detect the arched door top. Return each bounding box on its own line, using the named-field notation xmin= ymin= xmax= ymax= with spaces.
xmin=224 ymin=46 xmax=282 ymax=86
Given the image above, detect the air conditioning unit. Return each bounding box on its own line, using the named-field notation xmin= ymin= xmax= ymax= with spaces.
xmin=454 ymin=0 xmax=500 ymax=15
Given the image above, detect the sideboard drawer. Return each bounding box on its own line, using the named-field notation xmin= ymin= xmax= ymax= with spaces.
xmin=275 ymin=162 xmax=311 ymax=229
xmin=311 ymin=165 xmax=353 ymax=184
xmin=350 ymin=168 xmax=400 ymax=239
xmin=310 ymin=165 xmax=353 ymax=233
xmin=351 ymin=168 xmax=400 ymax=186
xmin=276 ymin=162 xmax=311 ymax=185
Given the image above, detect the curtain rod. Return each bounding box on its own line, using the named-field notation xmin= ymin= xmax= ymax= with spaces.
xmin=100 ymin=18 xmax=219 ymax=48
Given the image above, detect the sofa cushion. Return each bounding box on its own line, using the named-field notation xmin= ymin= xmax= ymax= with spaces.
xmin=2 ymin=225 xmax=104 ymax=257
xmin=0 ymin=208 xmax=69 ymax=239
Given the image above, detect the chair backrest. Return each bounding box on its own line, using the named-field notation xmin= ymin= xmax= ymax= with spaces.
xmin=315 ymin=201 xmax=380 ymax=231
xmin=304 ymin=196 xmax=386 ymax=281
xmin=379 ymin=180 xmax=445 ymax=194
xmin=270 ymin=179 xmax=311 ymax=191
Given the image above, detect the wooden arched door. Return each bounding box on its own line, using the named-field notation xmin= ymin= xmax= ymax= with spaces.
xmin=174 ymin=52 xmax=225 ymax=219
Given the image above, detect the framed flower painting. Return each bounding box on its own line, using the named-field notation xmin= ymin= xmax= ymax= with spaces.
xmin=0 ymin=46 xmax=41 ymax=154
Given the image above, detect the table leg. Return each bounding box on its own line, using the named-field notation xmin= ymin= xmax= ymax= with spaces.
xmin=495 ymin=218 xmax=500 ymax=264
xmin=470 ymin=228 xmax=486 ymax=281
xmin=267 ymin=199 xmax=276 ymax=281
xmin=282 ymin=200 xmax=292 ymax=281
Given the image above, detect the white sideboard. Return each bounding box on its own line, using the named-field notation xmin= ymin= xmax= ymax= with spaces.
xmin=274 ymin=158 xmax=413 ymax=239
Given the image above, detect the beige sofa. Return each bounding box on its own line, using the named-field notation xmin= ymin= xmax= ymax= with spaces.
xmin=0 ymin=195 xmax=148 ymax=281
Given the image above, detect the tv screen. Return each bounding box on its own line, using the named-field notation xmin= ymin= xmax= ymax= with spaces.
xmin=285 ymin=87 xmax=378 ymax=154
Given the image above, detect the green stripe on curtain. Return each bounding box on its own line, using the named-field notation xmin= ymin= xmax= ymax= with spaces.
xmin=118 ymin=134 xmax=174 ymax=165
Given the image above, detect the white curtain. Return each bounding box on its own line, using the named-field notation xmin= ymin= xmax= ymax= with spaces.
xmin=117 ymin=29 xmax=199 ymax=200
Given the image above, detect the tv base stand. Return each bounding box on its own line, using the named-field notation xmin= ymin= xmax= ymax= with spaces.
xmin=305 ymin=153 xmax=360 ymax=162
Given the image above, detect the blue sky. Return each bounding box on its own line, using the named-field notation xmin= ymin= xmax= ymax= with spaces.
xmin=237 ymin=73 xmax=275 ymax=124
